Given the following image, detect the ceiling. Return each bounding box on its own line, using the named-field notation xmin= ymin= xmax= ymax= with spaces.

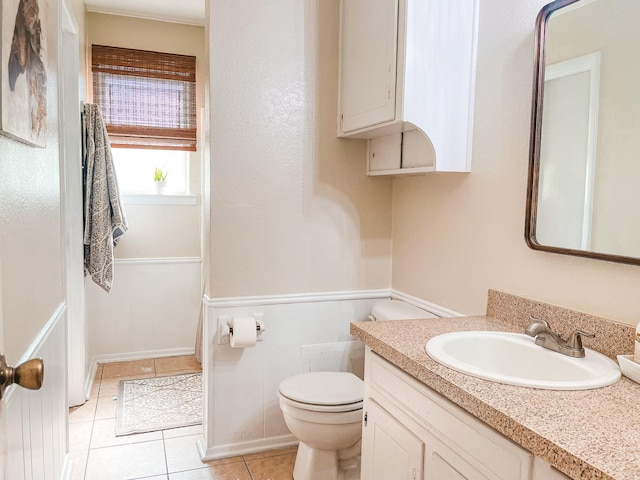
xmin=85 ymin=0 xmax=206 ymax=26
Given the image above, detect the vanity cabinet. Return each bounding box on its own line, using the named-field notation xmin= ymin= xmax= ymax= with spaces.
xmin=362 ymin=349 xmax=533 ymax=480
xmin=338 ymin=0 xmax=479 ymax=174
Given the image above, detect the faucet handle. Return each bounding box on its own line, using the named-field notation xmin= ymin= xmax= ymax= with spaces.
xmin=566 ymin=330 xmax=595 ymax=351
xmin=528 ymin=315 xmax=550 ymax=328
xmin=525 ymin=316 xmax=552 ymax=338
xmin=529 ymin=315 xmax=551 ymax=328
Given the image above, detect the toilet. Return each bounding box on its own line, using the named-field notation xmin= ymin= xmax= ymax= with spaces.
xmin=278 ymin=299 xmax=436 ymax=480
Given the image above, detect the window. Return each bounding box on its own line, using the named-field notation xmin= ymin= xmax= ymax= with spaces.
xmin=91 ymin=45 xmax=197 ymax=197
xmin=91 ymin=45 xmax=197 ymax=151
xmin=111 ymin=148 xmax=189 ymax=195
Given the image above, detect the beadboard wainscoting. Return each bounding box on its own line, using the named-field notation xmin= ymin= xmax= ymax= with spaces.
xmin=198 ymin=289 xmax=458 ymax=460
xmin=0 ymin=304 xmax=70 ymax=480
xmin=85 ymin=258 xmax=202 ymax=368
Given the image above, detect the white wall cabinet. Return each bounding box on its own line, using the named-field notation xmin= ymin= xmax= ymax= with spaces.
xmin=362 ymin=349 xmax=571 ymax=480
xmin=339 ymin=0 xmax=479 ymax=174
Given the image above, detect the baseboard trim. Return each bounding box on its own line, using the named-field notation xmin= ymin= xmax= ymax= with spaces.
xmin=390 ymin=289 xmax=463 ymax=318
xmin=91 ymin=347 xmax=196 ymax=365
xmin=84 ymin=361 xmax=100 ymax=403
xmin=199 ymin=434 xmax=298 ymax=461
xmin=204 ymin=289 xmax=390 ymax=308
xmin=83 ymin=347 xmax=197 ymax=404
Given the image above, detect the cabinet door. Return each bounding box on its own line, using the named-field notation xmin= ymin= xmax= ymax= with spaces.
xmin=368 ymin=133 xmax=402 ymax=172
xmin=367 ymin=130 xmax=435 ymax=175
xmin=361 ymin=400 xmax=424 ymax=480
xmin=425 ymin=434 xmax=493 ymax=480
xmin=340 ymin=0 xmax=399 ymax=133
xmin=532 ymin=457 xmax=571 ymax=480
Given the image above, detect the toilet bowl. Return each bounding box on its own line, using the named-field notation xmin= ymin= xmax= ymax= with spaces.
xmin=278 ymin=371 xmax=364 ymax=480
xmin=278 ymin=299 xmax=436 ymax=480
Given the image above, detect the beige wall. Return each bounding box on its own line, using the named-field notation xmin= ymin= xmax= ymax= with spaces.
xmin=116 ymin=206 xmax=201 ymax=258
xmin=208 ymin=0 xmax=393 ymax=298
xmin=0 ymin=0 xmax=84 ymax=363
xmin=391 ymin=0 xmax=640 ymax=327
xmin=87 ymin=13 xmax=205 ymax=258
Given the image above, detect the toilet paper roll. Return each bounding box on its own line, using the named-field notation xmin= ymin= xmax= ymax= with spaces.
xmin=230 ymin=316 xmax=257 ymax=348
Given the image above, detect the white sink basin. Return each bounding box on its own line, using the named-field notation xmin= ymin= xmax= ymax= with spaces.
xmin=425 ymin=331 xmax=621 ymax=390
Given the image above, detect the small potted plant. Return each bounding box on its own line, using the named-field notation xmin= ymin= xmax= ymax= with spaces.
xmin=153 ymin=167 xmax=168 ymax=194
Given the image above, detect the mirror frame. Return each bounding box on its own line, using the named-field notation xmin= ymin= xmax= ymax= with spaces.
xmin=525 ymin=0 xmax=640 ymax=266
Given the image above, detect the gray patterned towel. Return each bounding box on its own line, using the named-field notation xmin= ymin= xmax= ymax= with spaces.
xmin=82 ymin=103 xmax=127 ymax=292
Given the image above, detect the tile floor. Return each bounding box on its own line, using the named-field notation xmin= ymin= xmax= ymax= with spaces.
xmin=69 ymin=355 xmax=296 ymax=480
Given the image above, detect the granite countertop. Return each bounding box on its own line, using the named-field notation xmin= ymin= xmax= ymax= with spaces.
xmin=350 ymin=315 xmax=640 ymax=480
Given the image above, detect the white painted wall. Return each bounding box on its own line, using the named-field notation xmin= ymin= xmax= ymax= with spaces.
xmin=200 ymin=292 xmax=388 ymax=458
xmin=86 ymin=259 xmax=202 ymax=362
xmin=391 ymin=0 xmax=640 ymax=326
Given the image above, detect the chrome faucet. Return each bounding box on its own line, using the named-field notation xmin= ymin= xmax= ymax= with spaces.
xmin=525 ymin=317 xmax=595 ymax=358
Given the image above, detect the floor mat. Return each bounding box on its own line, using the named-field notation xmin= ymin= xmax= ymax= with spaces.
xmin=116 ymin=373 xmax=202 ymax=436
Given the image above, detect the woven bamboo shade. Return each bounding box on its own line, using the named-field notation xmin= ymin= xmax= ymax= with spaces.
xmin=92 ymin=45 xmax=197 ymax=151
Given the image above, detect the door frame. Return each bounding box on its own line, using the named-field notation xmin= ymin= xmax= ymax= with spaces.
xmin=58 ymin=0 xmax=86 ymax=407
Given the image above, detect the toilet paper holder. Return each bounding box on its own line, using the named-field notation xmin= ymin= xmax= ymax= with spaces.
xmin=217 ymin=314 xmax=265 ymax=345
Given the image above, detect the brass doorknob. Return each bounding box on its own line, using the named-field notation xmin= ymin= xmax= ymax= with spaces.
xmin=0 ymin=354 xmax=44 ymax=399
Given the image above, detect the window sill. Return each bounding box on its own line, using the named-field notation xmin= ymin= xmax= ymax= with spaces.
xmin=122 ymin=194 xmax=198 ymax=206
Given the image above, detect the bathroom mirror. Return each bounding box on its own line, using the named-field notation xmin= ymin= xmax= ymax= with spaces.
xmin=525 ymin=0 xmax=640 ymax=265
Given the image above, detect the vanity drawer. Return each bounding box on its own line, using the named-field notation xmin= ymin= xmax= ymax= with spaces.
xmin=366 ymin=350 xmax=532 ymax=480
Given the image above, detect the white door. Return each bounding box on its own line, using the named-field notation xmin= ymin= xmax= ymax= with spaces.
xmin=0 ymin=0 xmax=74 ymax=477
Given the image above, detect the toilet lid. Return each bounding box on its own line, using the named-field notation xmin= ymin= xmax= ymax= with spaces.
xmin=278 ymin=372 xmax=363 ymax=406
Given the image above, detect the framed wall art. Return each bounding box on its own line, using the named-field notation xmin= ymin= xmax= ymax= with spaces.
xmin=1 ymin=0 xmax=48 ymax=147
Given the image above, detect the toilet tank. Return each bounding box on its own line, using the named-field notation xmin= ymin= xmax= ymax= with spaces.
xmin=370 ymin=299 xmax=437 ymax=321
xmin=350 ymin=299 xmax=438 ymax=378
